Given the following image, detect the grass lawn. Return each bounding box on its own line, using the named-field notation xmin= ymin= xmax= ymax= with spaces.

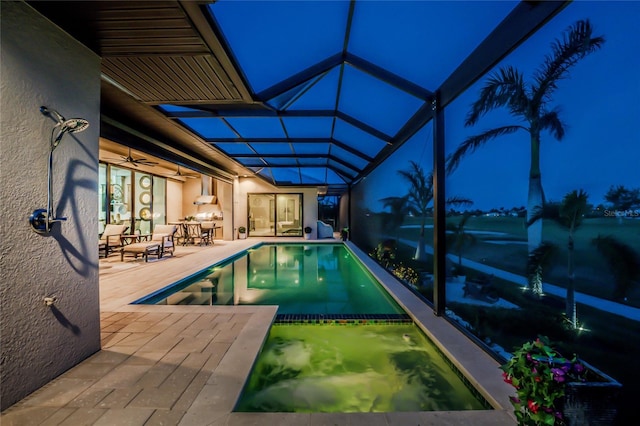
xmin=363 ymin=219 xmax=640 ymax=425
xmin=392 ymin=215 xmax=640 ymax=306
xmin=382 ymin=247 xmax=640 ymax=426
xmin=447 ymin=278 xmax=640 ymax=426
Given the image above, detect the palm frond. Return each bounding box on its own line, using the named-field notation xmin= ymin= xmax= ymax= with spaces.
xmin=532 ymin=19 xmax=605 ymax=109
xmin=380 ymin=195 xmax=409 ymax=216
xmin=397 ymin=161 xmax=434 ymax=215
xmin=559 ymin=189 xmax=589 ymax=229
xmin=527 ymin=241 xmax=559 ymax=279
xmin=538 ymin=108 xmax=566 ymax=140
xmin=445 ymin=196 xmax=473 ymax=207
xmin=593 ymin=234 xmax=640 ymax=299
xmin=526 ymin=202 xmax=560 ymax=228
xmin=465 ymin=66 xmax=528 ymax=126
xmin=446 ymin=125 xmax=526 ymax=175
xmin=446 ymin=213 xmax=477 ymax=261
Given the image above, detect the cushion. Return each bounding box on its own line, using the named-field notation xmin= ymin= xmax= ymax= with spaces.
xmin=151 ymin=233 xmax=169 ymax=242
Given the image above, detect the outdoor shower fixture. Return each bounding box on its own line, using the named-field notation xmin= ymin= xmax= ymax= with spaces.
xmin=29 ymin=106 xmax=89 ymax=234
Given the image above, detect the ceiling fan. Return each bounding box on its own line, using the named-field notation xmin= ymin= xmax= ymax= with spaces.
xmin=106 ymin=147 xmax=158 ymax=167
xmin=165 ymin=165 xmax=199 ymax=179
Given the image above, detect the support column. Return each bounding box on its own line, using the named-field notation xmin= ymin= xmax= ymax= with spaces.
xmin=432 ymin=93 xmax=446 ymax=316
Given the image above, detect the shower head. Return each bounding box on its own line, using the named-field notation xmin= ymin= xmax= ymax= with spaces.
xmin=40 ymin=106 xmax=89 ymax=148
xmin=61 ymin=118 xmax=90 ymax=134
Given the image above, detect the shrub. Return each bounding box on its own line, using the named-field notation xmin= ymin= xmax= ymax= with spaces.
xmin=501 ymin=336 xmax=587 ymax=425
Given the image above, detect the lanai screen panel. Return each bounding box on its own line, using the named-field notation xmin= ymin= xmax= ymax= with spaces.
xmin=155 ymin=1 xmax=518 ymax=190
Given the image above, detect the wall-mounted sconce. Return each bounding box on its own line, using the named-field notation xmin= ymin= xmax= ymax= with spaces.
xmin=29 ymin=106 xmax=89 ymax=234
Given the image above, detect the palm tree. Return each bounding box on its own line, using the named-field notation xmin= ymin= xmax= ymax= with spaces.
xmin=593 ymin=235 xmax=640 ymax=301
xmin=385 ymin=161 xmax=471 ymax=262
xmin=446 ymin=20 xmax=604 ymax=292
xmin=527 ymin=241 xmax=558 ymax=297
xmin=446 ymin=213 xmax=476 ymax=278
xmin=527 ymin=191 xmax=591 ymax=329
xmin=379 ymin=194 xmax=409 ymax=242
xmin=558 ymin=189 xmax=589 ymax=329
xmin=397 ymin=161 xmax=433 ymax=261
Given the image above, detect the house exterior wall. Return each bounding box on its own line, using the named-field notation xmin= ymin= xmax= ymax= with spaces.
xmin=0 ymin=1 xmax=101 ymax=409
xmin=339 ymin=192 xmax=350 ymax=236
xmin=181 ymin=177 xmax=202 ymax=218
xmin=236 ymin=178 xmax=319 ymax=239
xmin=166 ymin=179 xmax=183 ymax=223
xmin=217 ymin=180 xmax=233 ymax=240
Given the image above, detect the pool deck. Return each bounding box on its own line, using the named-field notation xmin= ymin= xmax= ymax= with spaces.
xmin=1 ymin=238 xmax=516 ymax=425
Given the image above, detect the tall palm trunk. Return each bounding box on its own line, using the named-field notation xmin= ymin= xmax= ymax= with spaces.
xmin=566 ymin=231 xmax=577 ymax=329
xmin=527 ymin=133 xmax=544 ymax=295
xmin=414 ymin=214 xmax=427 ymax=261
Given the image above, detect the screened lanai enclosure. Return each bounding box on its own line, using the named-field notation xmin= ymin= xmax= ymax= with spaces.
xmin=28 ymin=1 xmax=640 ymax=424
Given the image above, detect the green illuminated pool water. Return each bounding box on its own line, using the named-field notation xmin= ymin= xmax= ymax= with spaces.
xmin=235 ymin=323 xmax=488 ymax=413
xmin=135 ymin=243 xmax=403 ymax=315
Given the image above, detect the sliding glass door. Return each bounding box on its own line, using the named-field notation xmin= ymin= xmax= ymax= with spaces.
xmin=248 ymin=193 xmax=302 ymax=237
xmin=100 ymin=162 xmax=168 ymax=235
xmin=248 ymin=194 xmax=275 ymax=237
xmin=276 ymin=194 xmax=302 ymax=236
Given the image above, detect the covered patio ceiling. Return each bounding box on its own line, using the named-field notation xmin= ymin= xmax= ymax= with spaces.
xmin=29 ymin=0 xmax=568 ymax=194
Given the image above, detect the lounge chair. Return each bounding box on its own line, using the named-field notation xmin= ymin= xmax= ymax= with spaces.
xmin=317 ymin=220 xmax=334 ymax=239
xmin=463 ymin=274 xmax=499 ymax=303
xmin=120 ymin=224 xmax=177 ymax=262
xmin=99 ymin=224 xmax=128 ymax=258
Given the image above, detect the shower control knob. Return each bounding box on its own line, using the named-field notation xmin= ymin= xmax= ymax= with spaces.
xmin=29 ymin=208 xmax=49 ymax=234
xmin=29 ymin=210 xmax=66 ymax=234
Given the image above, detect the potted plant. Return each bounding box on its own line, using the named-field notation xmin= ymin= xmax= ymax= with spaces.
xmin=238 ymin=226 xmax=247 ymax=239
xmin=501 ymin=336 xmax=621 ymax=426
xmin=304 ymin=226 xmax=313 ymax=240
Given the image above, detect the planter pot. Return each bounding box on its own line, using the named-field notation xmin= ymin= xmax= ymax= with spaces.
xmin=562 ymin=361 xmax=622 ymax=426
xmin=238 ymin=232 xmax=247 ymax=240
xmin=304 ymin=233 xmax=311 ymax=240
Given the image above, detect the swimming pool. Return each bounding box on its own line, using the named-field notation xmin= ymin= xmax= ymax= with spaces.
xmin=134 ymin=243 xmax=404 ymax=315
xmin=235 ymin=323 xmax=489 ymax=412
xmin=134 ymin=242 xmax=491 ymax=413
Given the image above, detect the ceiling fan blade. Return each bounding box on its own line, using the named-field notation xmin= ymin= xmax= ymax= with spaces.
xmin=165 ymin=172 xmax=198 ymax=178
xmin=103 ymin=155 xmax=127 ymax=163
xmin=165 ymin=165 xmax=198 ymax=178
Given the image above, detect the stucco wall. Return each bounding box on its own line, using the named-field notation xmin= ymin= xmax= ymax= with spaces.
xmin=236 ymin=177 xmax=319 ymax=239
xmin=0 ymin=1 xmax=101 ymax=409
xmin=166 ymin=179 xmax=184 ymax=223
xmin=217 ymin=180 xmax=233 ymax=240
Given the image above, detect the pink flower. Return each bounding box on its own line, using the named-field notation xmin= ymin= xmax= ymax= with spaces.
xmin=551 ymin=367 xmax=566 ymax=382
xmin=502 ymin=372 xmax=513 ymax=385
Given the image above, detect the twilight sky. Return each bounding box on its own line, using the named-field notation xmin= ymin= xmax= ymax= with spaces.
xmin=367 ymin=1 xmax=639 ymax=212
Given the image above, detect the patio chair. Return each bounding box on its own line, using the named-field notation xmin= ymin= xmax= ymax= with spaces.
xmin=99 ymin=224 xmax=128 ymax=258
xmin=120 ymin=224 xmax=177 ymax=262
xmin=200 ymin=221 xmax=215 ymax=245
xmin=317 ymin=220 xmax=334 ymax=239
xmin=184 ymin=221 xmax=211 ymax=245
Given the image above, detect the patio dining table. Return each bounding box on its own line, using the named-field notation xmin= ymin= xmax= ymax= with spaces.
xmin=169 ymin=221 xmax=220 ymax=245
